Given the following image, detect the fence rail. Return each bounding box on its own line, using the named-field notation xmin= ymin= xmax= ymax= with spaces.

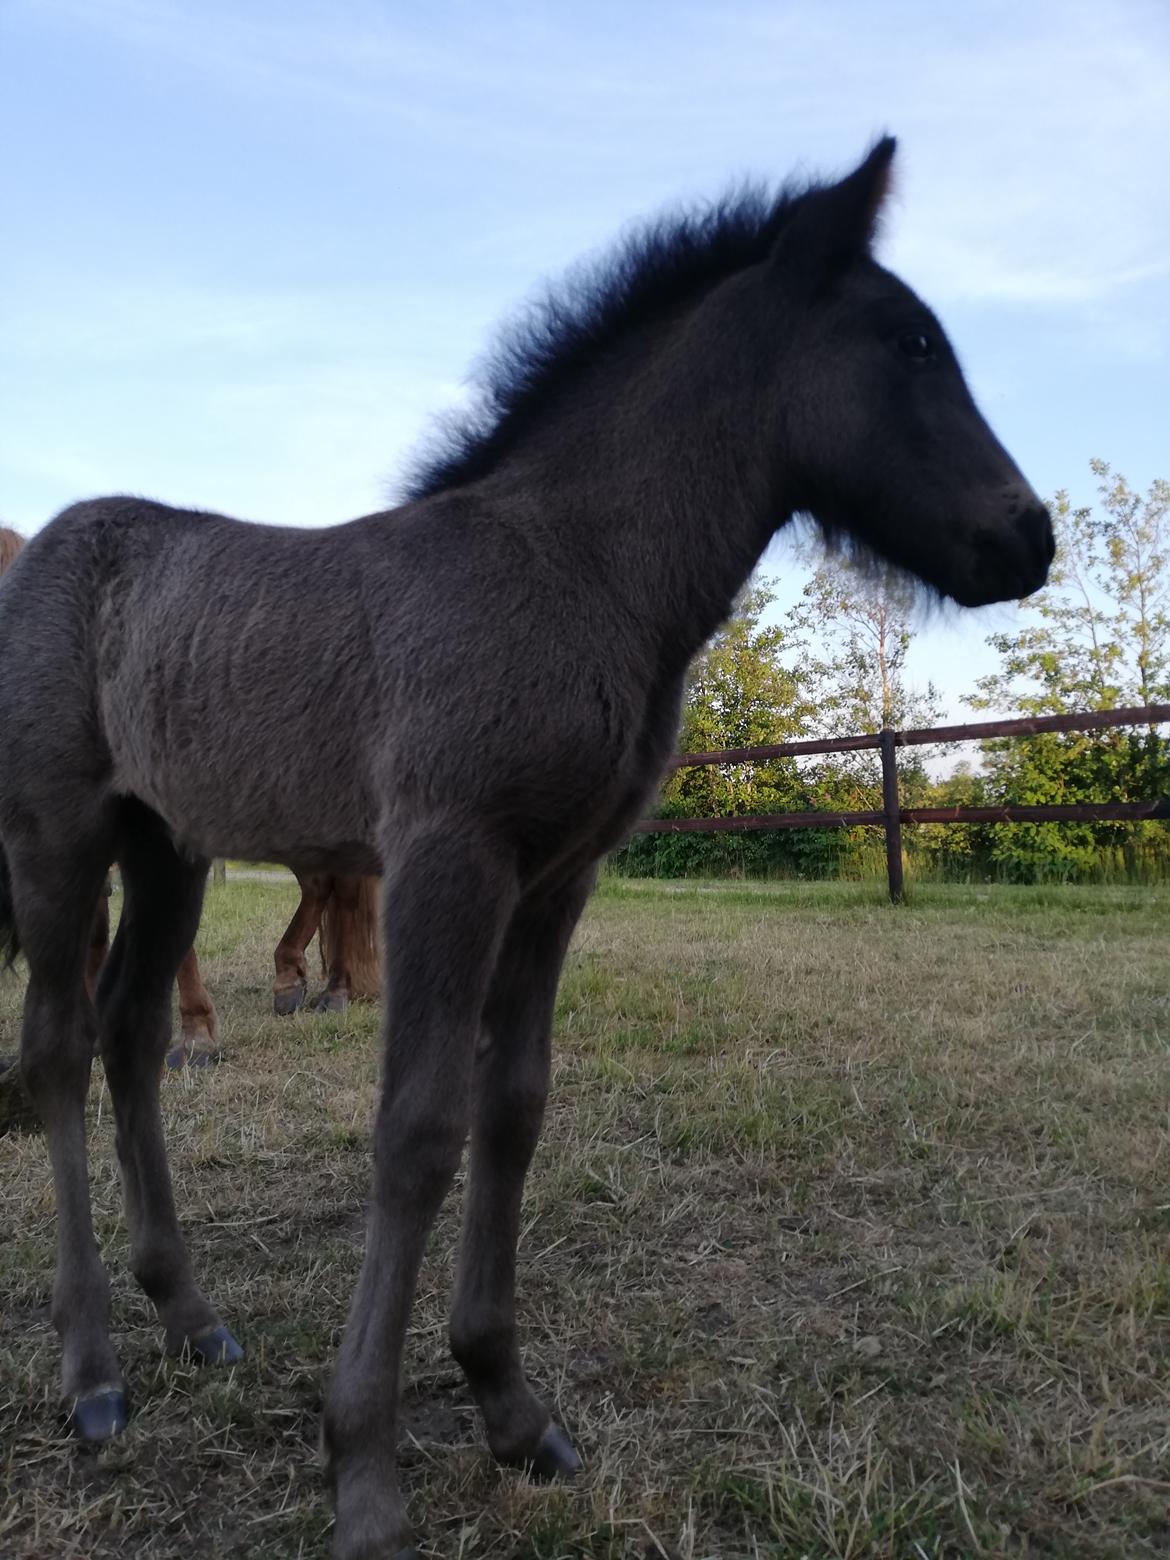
xmin=637 ymin=703 xmax=1170 ymax=901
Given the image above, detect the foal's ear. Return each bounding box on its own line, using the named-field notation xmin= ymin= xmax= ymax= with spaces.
xmin=773 ymin=136 xmax=896 ymax=282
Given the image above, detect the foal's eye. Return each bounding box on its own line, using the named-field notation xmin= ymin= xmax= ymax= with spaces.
xmin=898 ymin=331 xmax=935 ymax=362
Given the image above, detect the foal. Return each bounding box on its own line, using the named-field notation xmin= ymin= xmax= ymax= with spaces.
xmin=0 ymin=140 xmax=1051 ymax=1557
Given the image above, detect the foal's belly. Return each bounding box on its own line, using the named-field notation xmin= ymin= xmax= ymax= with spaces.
xmin=101 ymin=634 xmax=679 ymax=886
xmin=105 ymin=698 xmax=381 ymax=873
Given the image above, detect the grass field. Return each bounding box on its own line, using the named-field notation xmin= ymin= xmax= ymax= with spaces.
xmin=2 ymin=876 xmax=1169 ymax=1559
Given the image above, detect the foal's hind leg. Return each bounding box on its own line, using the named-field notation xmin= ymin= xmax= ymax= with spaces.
xmin=12 ymin=841 xmax=126 ymax=1437
xmin=97 ymin=814 xmax=241 ymax=1365
xmin=325 ymin=831 xmax=518 ymax=1560
xmin=84 ymin=886 xmax=111 ymax=1002
xmin=449 ymin=870 xmax=594 ymax=1477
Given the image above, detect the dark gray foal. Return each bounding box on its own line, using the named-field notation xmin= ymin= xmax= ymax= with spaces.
xmin=0 ymin=139 xmax=1052 ymax=1557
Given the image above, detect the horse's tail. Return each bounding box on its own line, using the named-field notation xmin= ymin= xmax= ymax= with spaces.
xmin=0 ymin=526 xmax=25 ymax=575
xmin=348 ymin=876 xmax=382 ymax=999
xmin=319 ymin=875 xmax=382 ymax=1000
xmin=0 ymin=842 xmax=19 ymax=968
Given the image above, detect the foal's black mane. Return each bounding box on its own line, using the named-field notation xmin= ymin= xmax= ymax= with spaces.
xmin=403 ymin=179 xmax=809 ymax=501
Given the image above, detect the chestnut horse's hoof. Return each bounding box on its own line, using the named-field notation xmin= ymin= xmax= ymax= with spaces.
xmin=183 ymin=1325 xmax=244 ymax=1366
xmin=310 ymin=988 xmax=348 ymax=1014
xmin=273 ymin=985 xmax=307 ymax=1016
xmin=520 ymin=1422 xmax=582 ymax=1481
xmin=70 ymin=1386 xmax=128 ymax=1441
xmin=164 ymin=1042 xmax=220 ymax=1071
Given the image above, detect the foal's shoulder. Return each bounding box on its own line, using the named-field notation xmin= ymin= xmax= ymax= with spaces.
xmin=36 ymin=497 xmax=263 ymax=571
xmin=39 ymin=495 xmax=231 ymax=546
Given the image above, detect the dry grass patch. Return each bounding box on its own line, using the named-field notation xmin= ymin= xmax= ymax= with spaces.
xmin=2 ymin=875 xmax=1169 ymax=1557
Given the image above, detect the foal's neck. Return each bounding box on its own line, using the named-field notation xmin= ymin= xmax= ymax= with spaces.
xmin=490 ymin=268 xmax=789 ymax=676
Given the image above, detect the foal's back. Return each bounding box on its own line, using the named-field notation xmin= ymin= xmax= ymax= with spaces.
xmin=0 ymin=495 xmax=650 ymax=875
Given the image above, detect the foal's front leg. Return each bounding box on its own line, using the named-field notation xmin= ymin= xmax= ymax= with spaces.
xmin=325 ymin=833 xmax=518 ymax=1560
xmin=449 ymin=871 xmax=594 ymax=1476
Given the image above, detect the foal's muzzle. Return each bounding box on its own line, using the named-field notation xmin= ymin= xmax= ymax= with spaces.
xmin=1014 ymin=498 xmax=1055 ymax=593
xmin=959 ymin=498 xmax=1054 ymax=608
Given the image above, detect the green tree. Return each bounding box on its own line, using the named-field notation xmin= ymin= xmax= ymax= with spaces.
xmin=970 ymin=461 xmax=1170 ymax=881
xmin=611 ymin=579 xmax=818 ymax=877
xmin=790 ymin=558 xmax=942 ymax=734
xmin=914 ymin=760 xmax=996 ymax=880
xmin=664 ymin=580 xmax=813 ymax=819
xmin=973 ymin=460 xmax=1170 ymax=718
xmin=784 ymin=553 xmax=944 ymax=824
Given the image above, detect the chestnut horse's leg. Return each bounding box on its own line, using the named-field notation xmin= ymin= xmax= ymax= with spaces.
xmin=325 ymin=832 xmax=518 ymax=1560
xmin=317 ymin=874 xmax=381 ymax=1012
xmin=273 ymin=872 xmax=330 ymax=1015
xmin=11 ymin=836 xmax=125 ymax=1438
xmin=165 ymin=947 xmax=220 ymax=1070
xmin=314 ymin=872 xmax=360 ymax=1012
xmin=449 ymin=869 xmax=593 ymax=1475
xmin=96 ymin=808 xmax=240 ymax=1368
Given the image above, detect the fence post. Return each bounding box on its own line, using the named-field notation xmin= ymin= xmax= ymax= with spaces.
xmin=211 ymin=859 xmax=227 ymax=886
xmin=879 ymin=727 xmax=904 ymax=903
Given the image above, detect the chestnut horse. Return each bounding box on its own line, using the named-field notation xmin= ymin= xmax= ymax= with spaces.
xmin=273 ymin=871 xmax=380 ymax=1015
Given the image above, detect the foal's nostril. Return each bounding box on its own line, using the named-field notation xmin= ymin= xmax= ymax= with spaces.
xmin=1018 ymin=501 xmax=1055 ymax=573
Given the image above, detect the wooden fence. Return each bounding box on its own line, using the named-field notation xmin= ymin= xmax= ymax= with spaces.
xmin=633 ymin=704 xmax=1170 ymax=902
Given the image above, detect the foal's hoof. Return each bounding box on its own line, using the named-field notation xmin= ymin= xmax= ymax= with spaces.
xmin=71 ymin=1387 xmax=128 ymax=1441
xmin=521 ymin=1422 xmax=582 ymax=1482
xmin=310 ymin=988 xmax=348 ymax=1014
xmin=0 ymin=1057 xmax=41 ymax=1135
xmin=184 ymin=1325 xmax=244 ymax=1366
xmin=274 ymin=985 xmax=307 ymax=1017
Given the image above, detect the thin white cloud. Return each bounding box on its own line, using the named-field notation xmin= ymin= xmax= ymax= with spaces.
xmin=13 ymin=0 xmax=1168 ymax=317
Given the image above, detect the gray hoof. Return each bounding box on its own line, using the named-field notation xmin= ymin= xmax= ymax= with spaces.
xmin=71 ymin=1387 xmax=128 ymax=1441
xmin=310 ymin=988 xmax=348 ymax=1014
xmin=184 ymin=1325 xmax=244 ymax=1366
xmin=0 ymin=1057 xmax=41 ymax=1135
xmin=165 ymin=1043 xmax=220 ymax=1071
xmin=274 ymin=986 xmax=307 ymax=1016
xmin=522 ymin=1422 xmax=582 ymax=1481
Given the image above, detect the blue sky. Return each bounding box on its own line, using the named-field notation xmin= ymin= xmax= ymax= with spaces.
xmin=2 ymin=0 xmax=1167 ymax=718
